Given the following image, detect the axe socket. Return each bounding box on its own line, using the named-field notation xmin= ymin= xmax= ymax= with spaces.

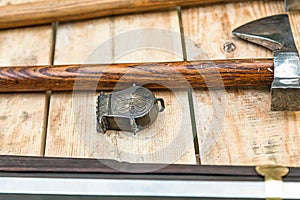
xmin=271 ymin=52 xmax=300 ymax=111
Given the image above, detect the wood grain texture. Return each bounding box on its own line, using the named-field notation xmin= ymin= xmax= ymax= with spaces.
xmin=0 ymin=59 xmax=274 ymax=92
xmin=45 ymin=11 xmax=197 ymax=165
xmin=0 ymin=0 xmax=262 ymax=30
xmin=0 ymin=0 xmax=52 ymax=156
xmin=182 ymin=1 xmax=300 ymax=166
xmin=0 ymin=0 xmax=38 ymax=6
xmin=182 ymin=1 xmax=283 ymax=60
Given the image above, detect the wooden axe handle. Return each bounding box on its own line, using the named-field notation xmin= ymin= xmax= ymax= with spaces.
xmin=0 ymin=59 xmax=273 ymax=92
xmin=0 ymin=0 xmax=254 ymax=29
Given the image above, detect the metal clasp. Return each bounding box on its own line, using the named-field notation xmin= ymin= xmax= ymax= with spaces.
xmin=256 ymin=165 xmax=289 ymax=200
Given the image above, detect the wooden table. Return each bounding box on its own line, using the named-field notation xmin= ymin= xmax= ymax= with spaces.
xmin=0 ymin=0 xmax=299 ymax=167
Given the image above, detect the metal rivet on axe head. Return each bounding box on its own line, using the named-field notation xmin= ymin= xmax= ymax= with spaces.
xmin=232 ymin=14 xmax=300 ymax=111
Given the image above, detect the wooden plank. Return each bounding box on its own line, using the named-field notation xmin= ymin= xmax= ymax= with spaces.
xmin=0 ymin=0 xmax=262 ymax=30
xmin=182 ymin=1 xmax=300 ymax=166
xmin=45 ymin=11 xmax=196 ymax=165
xmin=0 ymin=0 xmax=52 ymax=156
xmin=182 ymin=1 xmax=283 ymax=60
xmin=0 ymin=0 xmax=38 ymax=6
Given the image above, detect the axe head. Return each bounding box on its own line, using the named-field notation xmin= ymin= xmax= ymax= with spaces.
xmin=233 ymin=14 xmax=300 ymax=111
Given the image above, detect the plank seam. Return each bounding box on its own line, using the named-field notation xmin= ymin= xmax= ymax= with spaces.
xmin=40 ymin=22 xmax=58 ymax=156
xmin=177 ymin=6 xmax=201 ymax=164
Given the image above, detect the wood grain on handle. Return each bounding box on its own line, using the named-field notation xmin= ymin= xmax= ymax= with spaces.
xmin=0 ymin=59 xmax=273 ymax=92
xmin=0 ymin=0 xmax=256 ymax=29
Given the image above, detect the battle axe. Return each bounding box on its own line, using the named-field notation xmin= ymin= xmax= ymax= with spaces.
xmin=233 ymin=14 xmax=300 ymax=111
xmin=0 ymin=15 xmax=299 ymax=111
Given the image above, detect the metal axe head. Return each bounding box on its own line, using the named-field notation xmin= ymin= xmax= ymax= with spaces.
xmin=233 ymin=14 xmax=300 ymax=111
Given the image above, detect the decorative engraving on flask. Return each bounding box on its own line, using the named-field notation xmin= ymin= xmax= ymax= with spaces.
xmin=96 ymin=85 xmax=165 ymax=134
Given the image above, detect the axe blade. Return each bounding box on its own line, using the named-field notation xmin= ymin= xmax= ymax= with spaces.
xmin=233 ymin=14 xmax=300 ymax=111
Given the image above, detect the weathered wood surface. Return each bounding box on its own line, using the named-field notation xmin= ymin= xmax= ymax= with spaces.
xmin=0 ymin=0 xmax=52 ymax=156
xmin=0 ymin=59 xmax=274 ymax=92
xmin=1 ymin=0 xmax=300 ymax=169
xmin=182 ymin=0 xmax=300 ymax=166
xmin=0 ymin=0 xmax=260 ymax=30
xmin=44 ymin=11 xmax=197 ymax=165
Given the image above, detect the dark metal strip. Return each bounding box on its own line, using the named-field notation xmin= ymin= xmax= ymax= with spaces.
xmin=1 ymin=155 xmax=300 ymax=181
xmin=0 ymin=155 xmax=258 ymax=177
xmin=285 ymin=0 xmax=300 ymax=11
